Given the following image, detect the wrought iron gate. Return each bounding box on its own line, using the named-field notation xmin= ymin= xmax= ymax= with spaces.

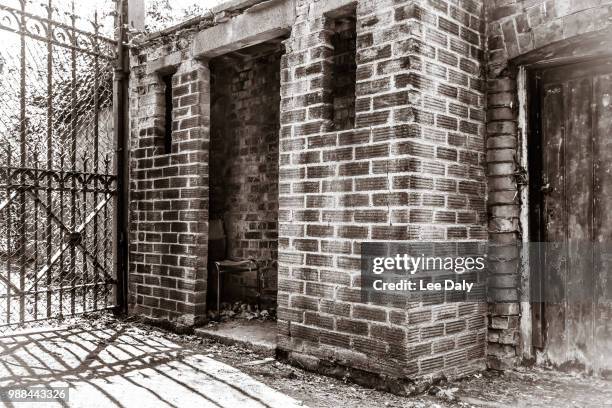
xmin=0 ymin=0 xmax=119 ymax=328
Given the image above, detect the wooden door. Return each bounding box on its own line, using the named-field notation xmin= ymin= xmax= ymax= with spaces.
xmin=536 ymin=59 xmax=612 ymax=372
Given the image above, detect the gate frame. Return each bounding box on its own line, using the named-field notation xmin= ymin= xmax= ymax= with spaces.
xmin=114 ymin=0 xmax=130 ymax=316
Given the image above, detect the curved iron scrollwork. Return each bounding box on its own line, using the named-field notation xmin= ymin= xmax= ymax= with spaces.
xmin=0 ymin=3 xmax=116 ymax=60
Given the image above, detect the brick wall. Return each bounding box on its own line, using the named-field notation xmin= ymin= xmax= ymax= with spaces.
xmin=276 ymin=0 xmax=488 ymax=386
xmin=129 ymin=0 xmax=489 ymax=384
xmin=129 ymin=47 xmax=210 ymax=325
xmin=209 ymin=45 xmax=282 ymax=303
xmin=484 ymin=0 xmax=612 ymax=369
xmin=127 ymin=0 xmax=612 ymax=386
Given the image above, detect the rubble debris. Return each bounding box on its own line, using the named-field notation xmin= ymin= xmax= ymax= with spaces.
xmin=428 ymin=385 xmax=458 ymax=402
xmin=207 ymin=301 xmax=277 ymax=323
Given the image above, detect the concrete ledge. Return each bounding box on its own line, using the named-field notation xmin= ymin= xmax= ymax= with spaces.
xmin=195 ymin=320 xmax=277 ymax=356
xmin=192 ymin=0 xmax=295 ymax=58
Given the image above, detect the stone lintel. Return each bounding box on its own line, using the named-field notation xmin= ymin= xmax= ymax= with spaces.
xmin=192 ymin=0 xmax=296 ymax=59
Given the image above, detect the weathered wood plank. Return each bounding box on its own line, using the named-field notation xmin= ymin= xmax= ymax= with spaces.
xmin=564 ymin=77 xmax=594 ymax=367
xmin=593 ymin=73 xmax=612 ymax=372
xmin=541 ymin=80 xmax=567 ymax=365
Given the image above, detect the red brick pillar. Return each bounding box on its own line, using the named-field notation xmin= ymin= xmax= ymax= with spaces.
xmin=486 ymin=76 xmax=521 ymax=368
xmin=277 ymin=0 xmax=488 ymax=385
xmin=129 ymin=58 xmax=210 ymax=326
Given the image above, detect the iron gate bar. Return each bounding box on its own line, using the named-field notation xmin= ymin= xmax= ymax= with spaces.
xmin=19 ymin=0 xmax=26 ymax=324
xmin=0 ymin=271 xmax=21 ymax=294
xmin=0 ymin=192 xmax=17 ymax=212
xmin=33 ymin=151 xmax=39 ymax=318
xmin=3 ymin=186 xmax=115 ymax=194
xmin=93 ymin=10 xmax=100 ymax=311
xmin=0 ymin=281 xmax=113 ymax=299
xmin=46 ymin=0 xmax=54 ymax=320
xmin=114 ymin=0 xmax=129 ymax=315
xmin=0 ymin=166 xmax=117 ymax=185
xmin=70 ymin=0 xmax=76 ymax=316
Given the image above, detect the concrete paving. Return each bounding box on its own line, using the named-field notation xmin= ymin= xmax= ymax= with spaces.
xmin=0 ymin=323 xmax=304 ymax=408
